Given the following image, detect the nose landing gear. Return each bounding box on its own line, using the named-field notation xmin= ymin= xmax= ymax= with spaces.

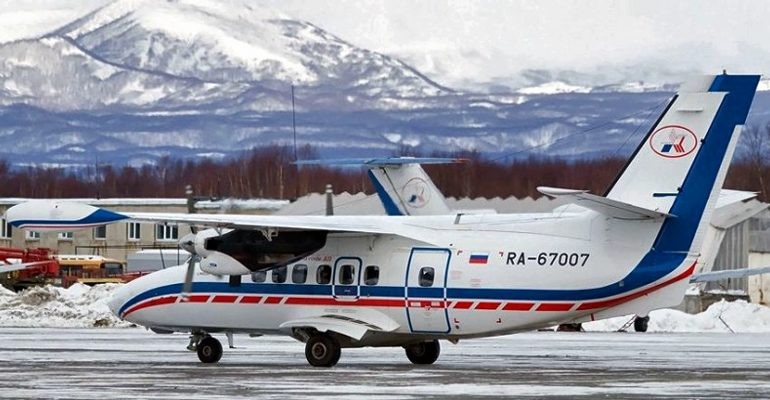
xmin=188 ymin=332 xmax=224 ymax=364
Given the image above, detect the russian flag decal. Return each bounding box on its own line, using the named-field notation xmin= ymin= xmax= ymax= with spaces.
xmin=469 ymin=253 xmax=489 ymax=265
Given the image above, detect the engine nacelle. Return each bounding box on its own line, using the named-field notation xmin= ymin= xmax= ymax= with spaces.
xmin=192 ymin=228 xmax=230 ymax=258
xmin=199 ymin=251 xmax=251 ymax=276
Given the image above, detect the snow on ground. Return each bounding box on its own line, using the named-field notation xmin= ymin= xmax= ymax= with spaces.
xmin=584 ymin=300 xmax=770 ymax=333
xmin=0 ymin=283 xmax=131 ymax=328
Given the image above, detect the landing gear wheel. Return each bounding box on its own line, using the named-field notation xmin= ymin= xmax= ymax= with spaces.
xmin=405 ymin=340 xmax=440 ymax=365
xmin=197 ymin=336 xmax=223 ymax=363
xmin=305 ymin=334 xmax=341 ymax=367
xmin=634 ymin=316 xmax=650 ymax=333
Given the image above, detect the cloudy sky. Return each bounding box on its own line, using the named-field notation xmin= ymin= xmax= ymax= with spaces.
xmin=2 ymin=0 xmax=768 ymax=90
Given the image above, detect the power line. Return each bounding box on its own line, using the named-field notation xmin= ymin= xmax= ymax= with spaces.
xmin=489 ymin=96 xmax=672 ymax=163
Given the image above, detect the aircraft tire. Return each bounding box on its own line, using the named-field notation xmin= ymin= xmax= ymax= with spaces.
xmin=405 ymin=340 xmax=440 ymax=365
xmin=305 ymin=334 xmax=341 ymax=367
xmin=634 ymin=316 xmax=650 ymax=332
xmin=197 ymin=336 xmax=223 ymax=363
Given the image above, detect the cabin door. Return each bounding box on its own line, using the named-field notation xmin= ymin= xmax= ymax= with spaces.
xmin=405 ymin=248 xmax=451 ymax=333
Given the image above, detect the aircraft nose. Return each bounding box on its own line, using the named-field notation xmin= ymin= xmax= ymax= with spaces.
xmin=107 ymin=285 xmax=129 ymax=317
xmin=107 ymin=278 xmax=142 ymax=318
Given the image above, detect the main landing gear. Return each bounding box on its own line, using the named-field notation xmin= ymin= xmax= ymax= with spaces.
xmin=634 ymin=315 xmax=650 ymax=332
xmin=189 ymin=332 xmax=223 ymax=364
xmin=404 ymin=340 xmax=440 ymax=365
xmin=305 ymin=333 xmax=342 ymax=367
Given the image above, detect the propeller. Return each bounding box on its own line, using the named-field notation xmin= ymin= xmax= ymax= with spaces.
xmin=178 ymin=232 xmax=198 ymax=300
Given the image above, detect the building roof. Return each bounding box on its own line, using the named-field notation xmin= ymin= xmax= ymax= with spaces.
xmin=0 ymin=198 xmax=289 ymax=211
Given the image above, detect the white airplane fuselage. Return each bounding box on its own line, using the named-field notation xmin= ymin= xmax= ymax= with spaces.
xmin=109 ymin=210 xmax=691 ymax=346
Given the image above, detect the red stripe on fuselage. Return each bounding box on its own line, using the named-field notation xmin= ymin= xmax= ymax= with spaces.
xmin=121 ymin=263 xmax=697 ymax=319
xmin=536 ymin=303 xmax=574 ymax=312
xmin=475 ymin=301 xmax=500 ymax=310
xmin=451 ymin=301 xmax=474 ymax=309
xmin=503 ymin=302 xmax=534 ymax=311
xmin=576 ymin=262 xmax=696 ymax=311
xmin=212 ymin=295 xmax=238 ymax=303
xmin=121 ymin=295 xmax=177 ymax=317
xmin=239 ymin=296 xmax=262 ymax=304
xmin=186 ymin=295 xmax=210 ymax=303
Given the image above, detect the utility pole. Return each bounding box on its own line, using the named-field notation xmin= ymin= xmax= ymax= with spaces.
xmin=291 ymin=85 xmax=299 ymax=199
xmin=325 ymin=184 xmax=333 ymax=216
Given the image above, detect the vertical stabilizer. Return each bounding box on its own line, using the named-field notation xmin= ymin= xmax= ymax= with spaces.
xmin=368 ymin=164 xmax=451 ymax=216
xmin=607 ymin=74 xmax=760 ymax=254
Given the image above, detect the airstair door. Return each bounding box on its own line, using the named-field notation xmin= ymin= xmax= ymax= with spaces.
xmin=405 ymin=248 xmax=451 ymax=333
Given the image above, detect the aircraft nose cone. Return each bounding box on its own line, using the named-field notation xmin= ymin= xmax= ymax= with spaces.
xmin=107 ymin=281 xmax=135 ymax=318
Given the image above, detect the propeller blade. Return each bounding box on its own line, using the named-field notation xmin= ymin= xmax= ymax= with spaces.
xmin=181 ymin=255 xmax=196 ymax=300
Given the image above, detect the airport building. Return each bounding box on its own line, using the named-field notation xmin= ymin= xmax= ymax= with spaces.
xmin=0 ymin=198 xmax=288 ymax=264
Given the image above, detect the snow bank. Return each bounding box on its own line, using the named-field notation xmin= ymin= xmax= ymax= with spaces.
xmin=0 ymin=283 xmax=132 ymax=328
xmin=584 ymin=300 xmax=770 ymax=333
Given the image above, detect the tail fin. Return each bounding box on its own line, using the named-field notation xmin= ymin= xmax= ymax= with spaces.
xmin=295 ymin=157 xmax=460 ymax=216
xmin=368 ymin=163 xmax=451 ymax=216
xmin=607 ymin=74 xmax=760 ymax=253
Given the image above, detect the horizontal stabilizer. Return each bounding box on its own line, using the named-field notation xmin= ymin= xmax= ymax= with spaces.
xmin=0 ymin=261 xmax=51 ymax=274
xmin=538 ymin=186 xmax=673 ymax=220
xmin=5 ymin=200 xmax=128 ymax=231
xmin=294 ymin=157 xmax=465 ymax=167
xmin=690 ymin=266 xmax=770 ymax=283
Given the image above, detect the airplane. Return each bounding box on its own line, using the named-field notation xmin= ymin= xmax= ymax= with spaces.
xmin=5 ymin=73 xmax=763 ymax=367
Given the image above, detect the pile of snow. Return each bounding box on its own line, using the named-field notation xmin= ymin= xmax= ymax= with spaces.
xmin=584 ymin=300 xmax=770 ymax=333
xmin=0 ymin=283 xmax=132 ymax=328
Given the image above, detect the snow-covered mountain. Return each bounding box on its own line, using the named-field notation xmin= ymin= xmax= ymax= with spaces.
xmin=0 ymin=0 xmax=768 ymax=168
xmin=0 ymin=0 xmax=449 ymax=112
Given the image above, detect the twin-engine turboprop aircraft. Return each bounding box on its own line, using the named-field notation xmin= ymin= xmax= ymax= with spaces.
xmin=5 ymin=74 xmax=761 ymax=367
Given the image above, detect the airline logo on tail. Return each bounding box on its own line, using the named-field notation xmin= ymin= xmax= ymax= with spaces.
xmin=649 ymin=125 xmax=698 ymax=158
xmin=401 ymin=177 xmax=431 ymax=208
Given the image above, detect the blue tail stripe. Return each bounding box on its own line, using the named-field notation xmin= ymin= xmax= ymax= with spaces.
xmin=368 ymin=169 xmax=404 ymax=216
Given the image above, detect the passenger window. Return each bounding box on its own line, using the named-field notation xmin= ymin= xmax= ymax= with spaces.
xmin=292 ymin=264 xmax=308 ymax=284
xmin=251 ymin=270 xmax=266 ymax=283
xmin=338 ymin=264 xmax=355 ymax=285
xmin=364 ymin=265 xmax=379 ymax=286
xmin=272 ymin=265 xmax=287 ymax=283
xmin=316 ymin=264 xmax=331 ymax=284
xmin=418 ymin=267 xmax=435 ymax=287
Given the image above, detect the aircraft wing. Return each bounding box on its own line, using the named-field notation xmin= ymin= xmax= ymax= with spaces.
xmin=690 ymin=266 xmax=770 ymax=283
xmin=280 ymin=314 xmax=399 ymax=341
xmin=5 ymin=201 xmax=444 ymax=246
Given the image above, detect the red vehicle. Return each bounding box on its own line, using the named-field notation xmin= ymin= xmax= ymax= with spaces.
xmin=0 ymin=247 xmax=60 ymax=291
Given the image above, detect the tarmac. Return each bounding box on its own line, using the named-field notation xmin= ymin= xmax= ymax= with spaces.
xmin=1 ymin=327 xmax=769 ymax=399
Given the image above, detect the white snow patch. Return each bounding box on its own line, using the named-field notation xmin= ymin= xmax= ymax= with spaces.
xmin=195 ymin=198 xmax=289 ymax=211
xmin=584 ymin=300 xmax=770 ymax=333
xmin=383 ymin=133 xmax=402 ymax=143
xmin=0 ymin=283 xmax=131 ymax=328
xmin=518 ymin=81 xmax=591 ymax=95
